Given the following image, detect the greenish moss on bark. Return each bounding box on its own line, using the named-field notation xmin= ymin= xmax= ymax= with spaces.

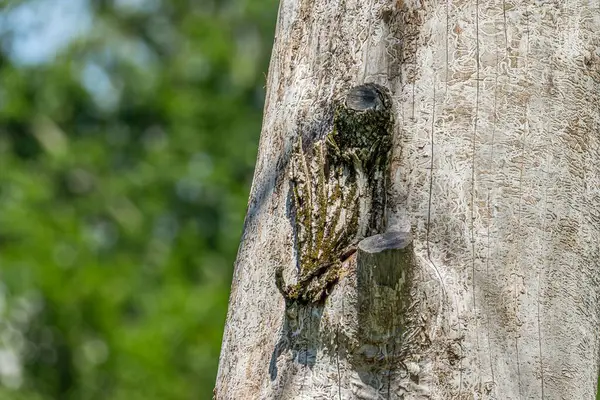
xmin=276 ymin=83 xmax=394 ymax=304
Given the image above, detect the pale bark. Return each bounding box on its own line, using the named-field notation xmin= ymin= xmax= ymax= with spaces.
xmin=216 ymin=1 xmax=600 ymax=399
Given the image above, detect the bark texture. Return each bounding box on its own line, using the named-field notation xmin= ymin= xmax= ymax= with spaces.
xmin=216 ymin=1 xmax=600 ymax=399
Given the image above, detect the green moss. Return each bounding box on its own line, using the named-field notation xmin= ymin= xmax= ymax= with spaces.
xmin=277 ymin=84 xmax=394 ymax=305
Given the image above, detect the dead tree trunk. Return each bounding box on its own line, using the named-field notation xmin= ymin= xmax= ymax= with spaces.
xmin=215 ymin=1 xmax=600 ymax=399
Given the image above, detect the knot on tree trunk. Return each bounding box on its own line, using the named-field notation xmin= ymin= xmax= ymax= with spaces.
xmin=351 ymin=231 xmax=417 ymax=364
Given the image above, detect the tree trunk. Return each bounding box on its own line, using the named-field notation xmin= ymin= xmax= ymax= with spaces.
xmin=215 ymin=1 xmax=600 ymax=399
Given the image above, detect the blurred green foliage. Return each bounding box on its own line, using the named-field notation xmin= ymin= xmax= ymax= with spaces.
xmin=0 ymin=0 xmax=278 ymax=398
